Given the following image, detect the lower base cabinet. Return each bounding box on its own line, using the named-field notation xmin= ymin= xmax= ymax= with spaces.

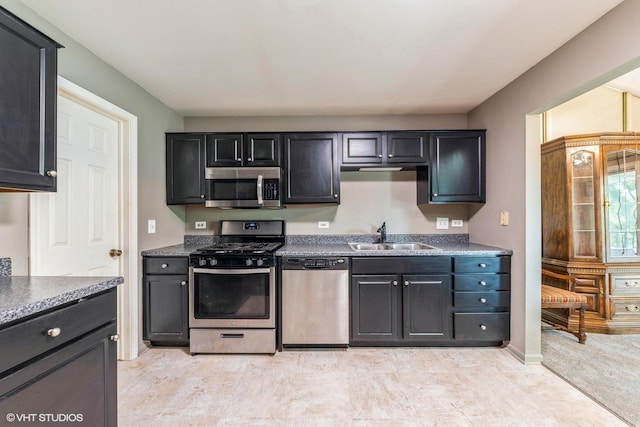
xmin=0 ymin=289 xmax=117 ymax=426
xmin=350 ymin=255 xmax=511 ymax=346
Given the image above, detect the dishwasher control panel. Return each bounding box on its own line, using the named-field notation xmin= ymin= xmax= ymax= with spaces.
xmin=282 ymin=257 xmax=347 ymax=270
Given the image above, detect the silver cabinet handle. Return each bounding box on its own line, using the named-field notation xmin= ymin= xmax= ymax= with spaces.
xmin=479 ymin=298 xmax=487 ymax=304
xmin=334 ymin=194 xmax=339 ymax=198
xmin=404 ymin=280 xmax=409 ymax=286
xmin=392 ymin=280 xmax=398 ymax=286
xmin=433 ymin=193 xmax=438 ymax=197
xmin=236 ymin=157 xmax=242 ymax=162
xmin=479 ymin=281 xmax=487 ymax=286
xmin=110 ymin=334 xmax=120 ymax=341
xmin=200 ymin=194 xmax=205 ymax=199
xmin=478 ymin=263 xmax=487 ymax=268
xmin=47 ymin=327 xmax=61 ymax=337
xmin=161 ymin=263 xmax=168 ymax=268
xmin=46 ymin=170 xmax=57 ymax=177
xmin=480 ymin=325 xmax=487 ymax=331
xmin=388 ymin=154 xmax=394 ymax=158
xmin=378 ymin=154 xmax=382 ymax=158
xmin=181 ymin=281 xmax=187 ymax=286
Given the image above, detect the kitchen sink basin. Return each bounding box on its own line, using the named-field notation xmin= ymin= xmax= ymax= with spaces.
xmin=348 ymin=242 xmax=437 ymax=251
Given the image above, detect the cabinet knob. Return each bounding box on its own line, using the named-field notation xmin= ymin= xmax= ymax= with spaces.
xmin=236 ymin=158 xmax=242 ymax=162
xmin=247 ymin=158 xmax=253 ymax=162
xmin=47 ymin=327 xmax=61 ymax=337
xmin=478 ymin=263 xmax=487 ymax=268
xmin=200 ymin=195 xmax=205 ymax=199
xmin=479 ymin=281 xmax=487 ymax=286
xmin=479 ymin=298 xmax=487 ymax=304
xmin=181 ymin=281 xmax=187 ymax=286
xmin=404 ymin=280 xmax=409 ymax=286
xmin=46 ymin=170 xmax=57 ymax=178
xmin=392 ymin=280 xmax=398 ymax=286
xmin=110 ymin=334 xmax=120 ymax=342
xmin=378 ymin=154 xmax=383 ymax=158
xmin=388 ymin=154 xmax=394 ymax=158
xmin=161 ymin=263 xmax=168 ymax=268
xmin=479 ymin=324 xmax=487 ymax=331
xmin=334 ymin=194 xmax=339 ymax=198
xmin=433 ymin=193 xmax=438 ymax=197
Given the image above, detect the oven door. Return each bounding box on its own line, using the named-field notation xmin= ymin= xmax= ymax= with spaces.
xmin=189 ymin=267 xmax=275 ymax=328
xmin=204 ymin=167 xmax=281 ymax=208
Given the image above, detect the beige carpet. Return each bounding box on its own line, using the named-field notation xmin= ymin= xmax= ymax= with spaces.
xmin=542 ymin=328 xmax=640 ymax=426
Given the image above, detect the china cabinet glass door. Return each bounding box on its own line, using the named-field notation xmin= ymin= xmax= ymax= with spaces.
xmin=604 ymin=146 xmax=640 ymax=261
xmin=570 ymin=150 xmax=597 ymax=258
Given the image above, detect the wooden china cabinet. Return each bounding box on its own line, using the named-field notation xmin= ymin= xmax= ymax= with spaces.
xmin=542 ymin=132 xmax=640 ymax=334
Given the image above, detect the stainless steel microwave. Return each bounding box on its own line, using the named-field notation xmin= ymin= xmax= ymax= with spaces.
xmin=205 ymin=167 xmax=281 ymax=208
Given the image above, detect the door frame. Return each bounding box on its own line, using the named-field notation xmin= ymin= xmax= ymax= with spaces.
xmin=28 ymin=76 xmax=139 ymax=361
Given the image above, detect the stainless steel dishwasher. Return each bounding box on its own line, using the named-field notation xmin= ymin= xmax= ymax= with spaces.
xmin=281 ymin=257 xmax=349 ymax=347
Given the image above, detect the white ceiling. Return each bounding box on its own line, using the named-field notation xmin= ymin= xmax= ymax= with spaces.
xmin=21 ymin=0 xmax=624 ymax=117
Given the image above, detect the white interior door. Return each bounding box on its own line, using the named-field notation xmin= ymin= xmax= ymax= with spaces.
xmin=30 ymin=95 xmax=120 ymax=276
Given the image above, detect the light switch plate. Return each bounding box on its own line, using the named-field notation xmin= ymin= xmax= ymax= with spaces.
xmin=436 ymin=217 xmax=449 ymax=229
xmin=148 ymin=219 xmax=156 ymax=234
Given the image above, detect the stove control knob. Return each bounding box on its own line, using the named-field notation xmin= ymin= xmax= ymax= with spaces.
xmin=256 ymin=258 xmax=264 ymax=266
xmin=209 ymin=258 xmax=218 ymax=266
xmin=246 ymin=259 xmax=253 ymax=267
xmin=198 ymin=258 xmax=207 ymax=267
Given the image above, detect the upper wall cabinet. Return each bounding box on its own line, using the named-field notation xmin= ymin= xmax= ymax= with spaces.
xmin=341 ymin=131 xmax=428 ymax=170
xmin=417 ymin=130 xmax=486 ymax=204
xmin=283 ymin=133 xmax=340 ymax=204
xmin=0 ymin=6 xmax=62 ymax=191
xmin=166 ymin=133 xmax=206 ymax=205
xmin=206 ymin=133 xmax=281 ymax=167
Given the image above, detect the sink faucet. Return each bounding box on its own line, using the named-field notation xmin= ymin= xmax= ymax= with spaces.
xmin=377 ymin=222 xmax=387 ymax=243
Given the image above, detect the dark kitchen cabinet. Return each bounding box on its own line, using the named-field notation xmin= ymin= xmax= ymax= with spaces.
xmin=350 ymin=257 xmax=451 ymax=345
xmin=206 ymin=133 xmax=281 ymax=167
xmin=417 ymin=130 xmax=486 ymax=204
xmin=0 ymin=6 xmax=62 ymax=192
xmin=341 ymin=131 xmax=428 ymax=169
xmin=0 ymin=289 xmax=117 ymax=426
xmin=452 ymin=256 xmax=510 ymax=343
xmin=166 ymin=133 xmax=206 ymax=205
xmin=283 ymin=133 xmax=340 ymax=204
xmin=143 ymin=256 xmax=189 ymax=345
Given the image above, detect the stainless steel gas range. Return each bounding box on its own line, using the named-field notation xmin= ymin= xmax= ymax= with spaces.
xmin=188 ymin=220 xmax=284 ymax=354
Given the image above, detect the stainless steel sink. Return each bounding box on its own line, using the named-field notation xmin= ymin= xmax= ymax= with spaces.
xmin=348 ymin=242 xmax=437 ymax=251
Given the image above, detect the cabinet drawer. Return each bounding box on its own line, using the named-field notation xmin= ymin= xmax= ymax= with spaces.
xmin=611 ymin=274 xmax=640 ymax=294
xmin=0 ymin=290 xmax=116 ymax=374
xmin=454 ymin=256 xmax=510 ymax=273
xmin=453 ymin=312 xmax=509 ymax=341
xmin=610 ymin=297 xmax=640 ymax=320
xmin=351 ymin=257 xmax=451 ymax=274
xmin=143 ymin=256 xmax=188 ymax=274
xmin=453 ymin=291 xmax=510 ymax=308
xmin=454 ymin=274 xmax=510 ymax=291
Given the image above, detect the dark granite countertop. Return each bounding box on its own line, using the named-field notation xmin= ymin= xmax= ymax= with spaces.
xmin=140 ymin=234 xmax=512 ymax=257
xmin=0 ymin=276 xmax=124 ymax=327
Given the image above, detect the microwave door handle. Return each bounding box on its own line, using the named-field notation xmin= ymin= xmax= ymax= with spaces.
xmin=256 ymin=174 xmax=264 ymax=205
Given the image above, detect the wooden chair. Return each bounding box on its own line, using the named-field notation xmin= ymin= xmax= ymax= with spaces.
xmin=541 ymin=269 xmax=587 ymax=344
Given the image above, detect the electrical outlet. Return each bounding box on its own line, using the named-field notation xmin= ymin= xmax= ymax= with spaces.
xmin=318 ymin=221 xmax=330 ymax=229
xmin=451 ymin=219 xmax=463 ymax=227
xmin=195 ymin=221 xmax=207 ymax=229
xmin=436 ymin=217 xmax=449 ymax=230
xmin=148 ymin=219 xmax=156 ymax=234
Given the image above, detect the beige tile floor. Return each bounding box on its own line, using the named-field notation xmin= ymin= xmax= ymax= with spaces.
xmin=118 ymin=347 xmax=628 ymax=426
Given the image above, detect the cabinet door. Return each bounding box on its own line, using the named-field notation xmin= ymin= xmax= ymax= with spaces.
xmin=283 ymin=133 xmax=340 ymax=204
xmin=342 ymin=132 xmax=383 ymax=165
xmin=143 ymin=274 xmax=189 ymax=345
xmin=206 ymin=133 xmax=244 ymax=166
xmin=402 ymin=274 xmax=451 ymax=341
xmin=351 ymin=275 xmax=400 ymax=343
xmin=0 ymin=8 xmax=59 ymax=191
xmin=386 ymin=132 xmax=428 ymax=164
xmin=245 ymin=133 xmax=281 ymax=166
xmin=0 ymin=323 xmax=117 ymax=426
xmin=166 ymin=133 xmax=206 ymax=205
xmin=422 ymin=131 xmax=486 ymax=203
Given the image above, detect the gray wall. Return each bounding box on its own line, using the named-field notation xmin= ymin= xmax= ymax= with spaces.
xmin=0 ymin=0 xmax=185 ymax=275
xmin=468 ymin=0 xmax=640 ymax=362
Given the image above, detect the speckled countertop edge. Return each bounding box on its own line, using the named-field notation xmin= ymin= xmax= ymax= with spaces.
xmin=0 ymin=258 xmax=10 ymax=277
xmin=0 ymin=276 xmax=124 ymax=326
xmin=141 ymin=234 xmax=512 ymax=257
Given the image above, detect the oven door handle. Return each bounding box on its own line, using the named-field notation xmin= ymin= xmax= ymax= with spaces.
xmin=192 ymin=267 xmax=272 ymax=275
xmin=256 ymin=174 xmax=264 ymax=205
